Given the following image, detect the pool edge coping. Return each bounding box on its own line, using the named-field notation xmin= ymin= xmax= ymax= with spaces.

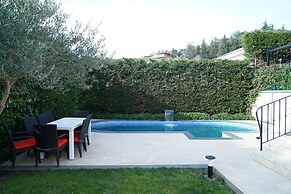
xmin=91 ymin=119 xmax=258 ymax=140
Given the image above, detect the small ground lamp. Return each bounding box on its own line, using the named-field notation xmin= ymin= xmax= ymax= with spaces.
xmin=205 ymin=155 xmax=216 ymax=178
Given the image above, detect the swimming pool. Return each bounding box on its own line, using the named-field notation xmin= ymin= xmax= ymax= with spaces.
xmin=91 ymin=120 xmax=257 ymax=139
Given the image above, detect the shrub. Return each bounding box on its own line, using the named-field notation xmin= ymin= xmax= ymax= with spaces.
xmin=33 ymin=86 xmax=82 ymax=118
xmin=176 ymin=112 xmax=210 ymax=120
xmin=211 ymin=113 xmax=255 ymax=120
xmin=93 ymin=112 xmax=254 ymax=121
xmin=0 ymin=80 xmax=37 ymax=160
xmin=93 ymin=113 xmax=165 ymax=120
xmin=253 ymin=66 xmax=291 ymax=90
xmin=242 ymin=29 xmax=291 ymax=59
xmin=83 ymin=58 xmax=255 ymax=115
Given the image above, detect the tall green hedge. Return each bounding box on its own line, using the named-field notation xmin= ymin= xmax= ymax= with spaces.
xmin=253 ymin=66 xmax=291 ymax=90
xmin=82 ymin=59 xmax=255 ymax=115
xmin=242 ymin=30 xmax=291 ymax=58
xmin=33 ymin=86 xmax=81 ymax=119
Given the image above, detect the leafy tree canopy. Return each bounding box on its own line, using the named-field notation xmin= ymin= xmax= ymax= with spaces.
xmin=0 ymin=0 xmax=107 ymax=114
xmin=173 ymin=31 xmax=244 ymax=59
xmin=171 ymin=21 xmax=289 ymax=60
xmin=261 ymin=20 xmax=274 ymax=30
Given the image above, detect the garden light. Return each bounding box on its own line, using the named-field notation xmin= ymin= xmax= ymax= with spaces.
xmin=205 ymin=155 xmax=216 ymax=179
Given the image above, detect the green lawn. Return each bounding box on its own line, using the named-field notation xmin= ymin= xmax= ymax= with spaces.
xmin=0 ymin=168 xmax=233 ymax=194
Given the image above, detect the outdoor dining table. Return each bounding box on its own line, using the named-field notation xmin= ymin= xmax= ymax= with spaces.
xmin=48 ymin=117 xmax=91 ymax=160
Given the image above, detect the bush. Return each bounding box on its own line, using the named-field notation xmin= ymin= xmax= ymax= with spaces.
xmin=210 ymin=113 xmax=255 ymax=120
xmin=83 ymin=58 xmax=255 ymax=115
xmin=33 ymin=86 xmax=82 ymax=118
xmin=253 ymin=66 xmax=291 ymax=90
xmin=242 ymin=29 xmax=291 ymax=59
xmin=175 ymin=112 xmax=210 ymax=120
xmin=93 ymin=112 xmax=254 ymax=121
xmin=93 ymin=113 xmax=165 ymax=120
xmin=0 ymin=80 xmax=37 ymax=160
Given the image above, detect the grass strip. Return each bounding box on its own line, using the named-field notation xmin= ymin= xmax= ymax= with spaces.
xmin=0 ymin=168 xmax=233 ymax=194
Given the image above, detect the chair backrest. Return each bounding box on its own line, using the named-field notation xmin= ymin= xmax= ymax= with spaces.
xmin=1 ymin=125 xmax=15 ymax=149
xmin=33 ymin=124 xmax=58 ymax=150
xmin=37 ymin=111 xmax=54 ymax=124
xmin=79 ymin=117 xmax=91 ymax=141
xmin=24 ymin=116 xmax=39 ymax=135
xmin=73 ymin=110 xmax=89 ymax=117
xmin=85 ymin=114 xmax=92 ymax=134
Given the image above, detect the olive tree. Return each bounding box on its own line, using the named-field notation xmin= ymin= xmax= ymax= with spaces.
xmin=0 ymin=0 xmax=107 ymax=115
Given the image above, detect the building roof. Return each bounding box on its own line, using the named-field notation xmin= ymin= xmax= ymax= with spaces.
xmin=143 ymin=51 xmax=171 ymax=59
xmin=217 ymin=48 xmax=246 ymax=60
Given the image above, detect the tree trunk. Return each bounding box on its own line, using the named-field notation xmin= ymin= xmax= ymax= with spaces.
xmin=0 ymin=77 xmax=15 ymax=115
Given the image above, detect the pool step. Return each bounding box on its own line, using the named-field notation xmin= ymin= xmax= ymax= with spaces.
xmin=253 ymin=135 xmax=291 ymax=180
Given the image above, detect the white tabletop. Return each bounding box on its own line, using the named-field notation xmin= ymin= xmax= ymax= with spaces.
xmin=48 ymin=117 xmax=85 ymax=131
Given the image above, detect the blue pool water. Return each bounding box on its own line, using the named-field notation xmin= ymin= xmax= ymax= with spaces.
xmin=91 ymin=120 xmax=256 ymax=139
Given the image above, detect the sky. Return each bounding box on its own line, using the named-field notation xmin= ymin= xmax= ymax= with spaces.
xmin=57 ymin=0 xmax=291 ymax=58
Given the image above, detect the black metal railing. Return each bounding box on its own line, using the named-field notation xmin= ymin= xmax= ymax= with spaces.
xmin=256 ymin=94 xmax=291 ymax=151
xmin=265 ymin=44 xmax=291 ymax=67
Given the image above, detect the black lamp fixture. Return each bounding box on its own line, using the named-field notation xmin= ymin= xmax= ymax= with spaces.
xmin=205 ymin=155 xmax=216 ymax=178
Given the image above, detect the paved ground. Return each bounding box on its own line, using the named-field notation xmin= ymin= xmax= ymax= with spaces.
xmin=1 ymin=121 xmax=291 ymax=194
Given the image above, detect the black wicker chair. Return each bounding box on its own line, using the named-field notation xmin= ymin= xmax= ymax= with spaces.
xmin=84 ymin=114 xmax=92 ymax=145
xmin=74 ymin=114 xmax=91 ymax=145
xmin=24 ymin=116 xmax=39 ymax=135
xmin=33 ymin=124 xmax=68 ymax=167
xmin=74 ymin=117 xmax=91 ymax=157
xmin=8 ymin=116 xmax=38 ymax=141
xmin=37 ymin=111 xmax=54 ymax=124
xmin=37 ymin=112 xmax=67 ymax=138
xmin=2 ymin=125 xmax=36 ymax=168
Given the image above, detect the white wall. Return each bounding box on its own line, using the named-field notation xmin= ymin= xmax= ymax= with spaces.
xmin=252 ymin=90 xmax=291 ymax=118
xmin=253 ymin=91 xmax=291 ymax=141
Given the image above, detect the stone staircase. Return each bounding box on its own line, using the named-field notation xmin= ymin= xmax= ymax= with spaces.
xmin=253 ymin=135 xmax=291 ymax=180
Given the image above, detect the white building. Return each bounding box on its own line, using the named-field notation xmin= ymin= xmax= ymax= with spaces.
xmin=143 ymin=51 xmax=171 ymax=59
xmin=217 ymin=48 xmax=246 ymax=60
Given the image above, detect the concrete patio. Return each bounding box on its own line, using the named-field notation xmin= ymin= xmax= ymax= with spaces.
xmin=1 ymin=121 xmax=291 ymax=194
